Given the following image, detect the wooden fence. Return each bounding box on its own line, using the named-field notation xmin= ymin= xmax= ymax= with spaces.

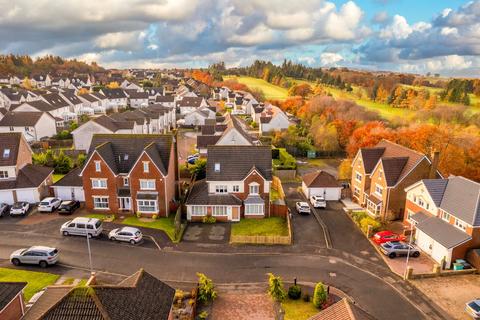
xmin=230 ymin=213 xmax=292 ymax=245
xmin=272 ymin=176 xmax=285 ymax=200
xmin=273 ymin=169 xmax=296 ymax=181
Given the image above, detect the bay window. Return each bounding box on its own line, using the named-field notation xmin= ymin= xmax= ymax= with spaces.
xmin=245 ymin=204 xmax=264 ymax=215
xmin=192 ymin=206 xmax=207 ymax=216
xmin=212 ymin=206 xmax=227 ymax=216
xmin=137 ymin=200 xmax=157 ymax=212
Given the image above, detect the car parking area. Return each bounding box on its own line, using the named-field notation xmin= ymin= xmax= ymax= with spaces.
xmin=182 ymin=223 xmax=230 ymax=244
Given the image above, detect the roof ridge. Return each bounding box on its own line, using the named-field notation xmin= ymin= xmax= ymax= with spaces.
xmin=378 ymin=139 xmax=426 ymax=157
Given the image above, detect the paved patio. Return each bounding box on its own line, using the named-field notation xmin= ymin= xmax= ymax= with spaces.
xmin=211 ymin=293 xmax=275 ymax=320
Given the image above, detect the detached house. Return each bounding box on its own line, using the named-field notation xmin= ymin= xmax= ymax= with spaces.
xmin=177 ymin=97 xmax=208 ymax=115
xmin=0 ymin=133 xmax=53 ymax=204
xmin=128 ymin=91 xmax=149 ymax=108
xmin=0 ymin=111 xmax=57 ymax=142
xmin=100 ymin=88 xmax=128 ymax=111
xmin=80 ymin=134 xmax=176 ymax=216
xmin=259 ymin=105 xmax=291 ymax=135
xmin=350 ymin=140 xmax=440 ymax=221
xmin=404 ymin=176 xmax=480 ymax=269
xmin=186 ymin=145 xmax=272 ymax=222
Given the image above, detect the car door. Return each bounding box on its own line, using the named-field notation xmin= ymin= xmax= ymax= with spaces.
xmin=117 ymin=231 xmax=128 ymax=241
xmin=21 ymin=250 xmax=36 ymax=264
xmin=66 ymin=222 xmax=76 ymax=234
xmin=86 ymin=224 xmax=95 ymax=237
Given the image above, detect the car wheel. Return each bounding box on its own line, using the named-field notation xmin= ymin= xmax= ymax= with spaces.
xmin=130 ymin=239 xmax=136 ymax=245
xmin=110 ymin=237 xmax=116 ymax=241
xmin=11 ymin=258 xmax=20 ymax=266
xmin=63 ymin=231 xmax=69 ymax=236
xmin=39 ymin=261 xmax=48 ymax=268
xmin=388 ymin=252 xmax=396 ymax=259
xmin=412 ymin=251 xmax=420 ymax=258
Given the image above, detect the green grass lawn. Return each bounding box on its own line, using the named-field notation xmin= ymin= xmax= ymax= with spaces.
xmin=223 ymin=76 xmax=288 ymax=100
xmin=52 ymin=174 xmax=65 ymax=183
xmin=0 ymin=267 xmax=59 ymax=301
xmin=85 ymin=214 xmax=115 ymax=222
xmin=231 ymin=217 xmax=288 ymax=237
xmin=282 ymin=298 xmax=320 ymax=320
xmin=121 ymin=216 xmax=176 ymax=241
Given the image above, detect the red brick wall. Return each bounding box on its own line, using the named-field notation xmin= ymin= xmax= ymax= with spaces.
xmin=16 ymin=135 xmax=33 ymax=170
xmin=0 ymin=295 xmax=24 ymax=320
xmin=452 ymin=227 xmax=480 ymax=263
xmin=350 ymin=154 xmax=369 ymax=205
xmin=403 ymin=199 xmax=434 ymax=226
xmin=235 ymin=171 xmax=270 ymax=218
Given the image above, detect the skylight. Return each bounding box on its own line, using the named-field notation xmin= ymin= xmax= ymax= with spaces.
xmin=3 ymin=149 xmax=10 ymax=158
xmin=214 ymin=163 xmax=220 ymax=172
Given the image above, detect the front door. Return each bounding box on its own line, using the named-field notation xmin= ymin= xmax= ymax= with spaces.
xmin=119 ymin=198 xmax=131 ymax=210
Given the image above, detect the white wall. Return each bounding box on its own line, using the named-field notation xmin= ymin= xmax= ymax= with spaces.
xmin=53 ymin=186 xmax=85 ymax=201
xmin=72 ymin=121 xmax=114 ymax=151
xmin=35 ymin=113 xmax=57 ymax=139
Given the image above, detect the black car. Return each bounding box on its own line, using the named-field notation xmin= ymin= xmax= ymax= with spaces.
xmin=57 ymin=201 xmax=80 ymax=215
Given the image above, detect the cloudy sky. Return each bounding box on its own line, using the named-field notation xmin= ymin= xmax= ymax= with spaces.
xmin=1 ymin=0 xmax=479 ymax=76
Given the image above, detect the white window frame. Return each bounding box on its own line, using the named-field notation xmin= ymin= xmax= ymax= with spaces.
xmin=215 ymin=185 xmax=228 ymax=194
xmin=91 ymin=179 xmax=107 ymax=189
xmin=249 ymin=183 xmax=259 ymax=195
xmin=143 ymin=161 xmax=150 ymax=173
xmin=214 ymin=163 xmax=220 ymax=172
xmin=232 ymin=185 xmax=240 ymax=192
xmin=245 ymin=204 xmax=264 ymax=215
xmin=375 ymin=184 xmax=383 ymax=197
xmin=137 ymin=200 xmax=157 ymax=213
xmin=123 ymin=177 xmax=129 ymax=186
xmin=212 ymin=206 xmax=227 ymax=216
xmin=353 ymin=187 xmax=360 ymax=197
xmin=192 ymin=206 xmax=207 ymax=216
xmin=406 ymin=209 xmax=415 ymax=224
xmin=93 ymin=196 xmax=109 ymax=209
xmin=454 ymin=218 xmax=467 ymax=231
xmin=441 ymin=210 xmax=450 ymax=222
xmin=94 ymin=161 xmax=101 ymax=172
xmin=0 ymin=170 xmax=8 ymax=179
xmin=3 ymin=149 xmax=10 ymax=158
xmin=355 ymin=171 xmax=362 ymax=183
xmin=139 ymin=179 xmax=156 ymax=190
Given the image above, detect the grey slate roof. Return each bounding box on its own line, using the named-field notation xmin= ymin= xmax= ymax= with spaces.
xmin=360 ymin=148 xmax=385 ymax=174
xmin=416 ymin=217 xmax=471 ymax=249
xmin=381 ymin=157 xmax=408 ymax=186
xmin=440 ymin=176 xmax=480 ymax=226
xmin=0 ymin=282 xmax=27 ymax=311
xmin=0 ymin=111 xmax=45 ymax=126
xmin=302 ymin=170 xmax=341 ymax=188
xmin=0 ymin=164 xmax=53 ymax=190
xmin=206 ymin=145 xmax=272 ymax=181
xmin=53 ymin=167 xmax=83 ymax=187
xmin=0 ymin=132 xmax=22 ymax=166
xmin=410 ymin=211 xmax=430 ymax=224
xmin=89 ymin=134 xmax=172 ymax=176
xmin=422 ymin=179 xmax=449 ymax=206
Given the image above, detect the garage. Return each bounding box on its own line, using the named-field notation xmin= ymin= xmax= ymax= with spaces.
xmin=0 ymin=190 xmax=14 ymax=205
xmin=54 ymin=186 xmax=85 ymax=202
xmin=301 ymin=170 xmax=342 ymax=201
xmin=16 ymin=189 xmax=39 ymax=203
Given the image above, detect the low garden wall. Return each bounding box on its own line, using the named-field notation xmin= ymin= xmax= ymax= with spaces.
xmin=230 ymin=214 xmax=293 ymax=245
xmin=270 ymin=203 xmax=288 ymax=218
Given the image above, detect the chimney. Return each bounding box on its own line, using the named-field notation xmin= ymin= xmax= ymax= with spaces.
xmin=429 ymin=151 xmax=440 ymax=179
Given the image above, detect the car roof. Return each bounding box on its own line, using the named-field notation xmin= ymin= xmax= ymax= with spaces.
xmin=120 ymin=226 xmax=140 ymax=233
xmin=41 ymin=197 xmax=55 ymax=201
xmin=28 ymin=246 xmax=56 ymax=251
xmin=298 ymin=202 xmax=309 ymax=206
xmin=72 ymin=217 xmax=100 ymax=223
xmin=377 ymin=230 xmax=395 ymax=235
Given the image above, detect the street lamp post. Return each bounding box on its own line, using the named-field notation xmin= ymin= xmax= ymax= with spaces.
xmin=86 ymin=233 xmax=93 ymax=273
xmin=404 ymin=222 xmax=414 ymax=275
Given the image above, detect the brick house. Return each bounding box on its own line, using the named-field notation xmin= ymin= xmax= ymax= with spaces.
xmin=0 ymin=282 xmax=27 ymax=320
xmin=80 ymin=134 xmax=176 ymax=216
xmin=350 ymin=140 xmax=440 ymax=221
xmin=185 ymin=145 xmax=272 ymax=222
xmin=403 ymin=176 xmax=480 ymax=269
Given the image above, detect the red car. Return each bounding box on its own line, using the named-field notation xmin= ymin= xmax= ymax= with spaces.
xmin=372 ymin=231 xmax=406 ymax=244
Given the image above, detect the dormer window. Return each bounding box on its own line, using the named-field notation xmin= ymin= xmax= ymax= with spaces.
xmin=3 ymin=149 xmax=10 ymax=158
xmin=214 ymin=163 xmax=220 ymax=172
xmin=95 ymin=161 xmax=101 ymax=172
xmin=143 ymin=161 xmax=150 ymax=173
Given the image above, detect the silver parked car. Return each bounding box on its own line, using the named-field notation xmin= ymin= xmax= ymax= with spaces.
xmin=10 ymin=246 xmax=59 ymax=268
xmin=38 ymin=197 xmax=62 ymax=213
xmin=380 ymin=241 xmax=420 ymax=259
xmin=310 ymin=195 xmax=327 ymax=209
xmin=9 ymin=202 xmax=29 ymax=216
xmin=109 ymin=227 xmax=143 ymax=244
xmin=295 ymin=202 xmax=311 ymax=214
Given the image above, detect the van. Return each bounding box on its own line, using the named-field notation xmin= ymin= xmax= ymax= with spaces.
xmin=60 ymin=217 xmax=103 ymax=237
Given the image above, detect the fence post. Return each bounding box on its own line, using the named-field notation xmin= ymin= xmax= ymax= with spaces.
xmin=366 ymin=225 xmax=373 ymax=238
xmin=404 ymin=266 xmax=414 ymax=280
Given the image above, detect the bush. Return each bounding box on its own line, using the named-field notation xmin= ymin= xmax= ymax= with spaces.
xmin=152 ymin=214 xmax=158 ymax=220
xmin=202 ymin=216 xmax=216 ymax=224
xmin=313 ymin=282 xmax=328 ymax=308
xmin=360 ymin=216 xmax=382 ymax=234
xmin=136 ymin=212 xmax=142 ymax=218
xmin=288 ymin=285 xmax=302 ymax=300
xmin=267 ymin=273 xmax=287 ymax=302
xmin=198 ymin=311 xmax=208 ymax=320
xmin=351 ymin=211 xmax=367 ymax=225
xmin=303 ymin=293 xmax=311 ymax=302
xmin=251 ymin=121 xmax=258 ymax=128
xmin=196 ymin=273 xmax=217 ymax=304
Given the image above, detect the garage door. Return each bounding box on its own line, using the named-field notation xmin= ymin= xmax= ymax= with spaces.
xmin=0 ymin=190 xmax=14 ymax=205
xmin=16 ymin=189 xmax=38 ymax=203
xmin=55 ymin=187 xmax=85 ymax=202
xmin=416 ymin=230 xmax=434 ymax=255
xmin=309 ymin=188 xmax=342 ymax=201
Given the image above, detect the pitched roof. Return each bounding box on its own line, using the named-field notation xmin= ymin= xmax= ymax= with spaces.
xmin=309 ymin=298 xmax=375 ymax=320
xmin=185 ymin=180 xmax=242 ymax=206
xmin=41 ymin=93 xmax=70 ymax=108
xmin=0 ymin=282 xmax=27 ymax=310
xmin=53 ymin=167 xmax=83 ymax=187
xmin=359 ymin=148 xmax=385 ymax=174
xmin=440 ymin=176 xmax=480 ymax=226
xmin=88 ymin=134 xmax=172 ymax=175
xmin=177 ymin=97 xmax=204 ymax=108
xmin=302 ymin=170 xmax=341 ymax=188
xmin=197 ymin=135 xmax=221 ymax=149
xmin=421 ymin=179 xmax=449 ymax=206
xmin=0 ymin=111 xmax=45 ymax=127
xmin=206 ymin=145 xmax=272 ymax=181
xmin=128 ymin=91 xmax=149 ymax=99
xmin=380 ymin=157 xmax=409 ymax=186
xmin=16 ymin=100 xmax=57 ymax=112
xmin=416 ymin=216 xmax=472 ymax=249
xmin=102 ymin=88 xmax=127 ymax=99
xmin=24 ymin=270 xmax=175 ymax=320
xmin=0 ymin=132 xmax=22 ymax=166
xmin=155 ymin=95 xmax=174 ymax=103
xmin=92 ymin=115 xmax=135 ymax=132
xmin=0 ymin=164 xmax=53 ymax=190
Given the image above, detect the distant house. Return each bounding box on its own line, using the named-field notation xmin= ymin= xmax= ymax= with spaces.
xmin=0 ymin=132 xmax=53 ymax=204
xmin=351 ymin=140 xmax=441 ymax=221
xmin=30 ymin=74 xmax=51 ymax=88
xmin=128 ymin=91 xmax=149 ymax=108
xmin=177 ymin=97 xmax=208 ymax=115
xmin=0 ymin=88 xmax=37 ymax=109
xmin=100 ymin=88 xmax=128 ymax=111
xmin=404 ymin=176 xmax=480 ymax=269
xmin=40 ymin=92 xmax=76 ymax=120
xmin=183 ymin=108 xmax=216 ymax=126
xmin=23 ymin=269 xmax=175 ymax=320
xmin=0 ymin=111 xmax=57 ymax=142
xmin=155 ymin=95 xmax=175 ymax=108
xmin=185 ymin=145 xmax=272 ymax=222
xmin=145 ymin=87 xmax=164 ymax=102
xmin=80 ymin=134 xmax=176 ymax=216
xmin=259 ymin=105 xmax=291 ymax=135
xmin=0 ymin=282 xmax=27 ymax=320
xmin=78 ymin=93 xmax=109 ymax=115
xmin=302 ymin=171 xmax=342 ymax=200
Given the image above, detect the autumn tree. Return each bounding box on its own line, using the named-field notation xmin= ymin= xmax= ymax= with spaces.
xmin=346 ymin=121 xmax=396 ymax=157
xmin=106 ymin=81 xmax=119 ymax=89
xmin=288 ymin=83 xmax=312 ymax=98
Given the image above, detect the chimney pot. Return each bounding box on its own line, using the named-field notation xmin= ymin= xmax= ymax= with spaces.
xmin=429 ymin=151 xmax=440 ymax=179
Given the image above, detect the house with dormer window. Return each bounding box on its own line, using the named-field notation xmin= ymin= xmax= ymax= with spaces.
xmin=403 ymin=176 xmax=480 ymax=269
xmin=79 ymin=134 xmax=176 ymax=216
xmin=185 ymin=145 xmax=272 ymax=222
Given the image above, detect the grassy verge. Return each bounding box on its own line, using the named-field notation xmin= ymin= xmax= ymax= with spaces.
xmin=52 ymin=174 xmax=65 ymax=183
xmin=85 ymin=214 xmax=115 ymax=222
xmin=223 ymin=76 xmax=288 ymax=100
xmin=231 ymin=217 xmax=288 ymax=237
xmin=121 ymin=216 xmax=176 ymax=241
xmin=282 ymin=298 xmax=319 ymax=320
xmin=0 ymin=267 xmax=59 ymax=301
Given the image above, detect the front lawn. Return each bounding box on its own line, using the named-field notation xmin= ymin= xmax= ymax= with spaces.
xmin=121 ymin=216 xmax=176 ymax=241
xmin=0 ymin=267 xmax=59 ymax=300
xmin=231 ymin=217 xmax=288 ymax=237
xmin=282 ymin=298 xmax=319 ymax=320
xmin=85 ymin=214 xmax=115 ymax=222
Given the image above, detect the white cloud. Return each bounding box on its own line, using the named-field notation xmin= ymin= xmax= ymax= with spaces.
xmin=320 ymin=52 xmax=343 ymax=65
xmin=379 ymin=15 xmax=413 ymax=39
xmin=94 ymin=31 xmax=144 ymax=51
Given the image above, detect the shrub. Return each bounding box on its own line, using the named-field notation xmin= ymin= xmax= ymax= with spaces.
xmin=251 ymin=121 xmax=258 ymax=128
xmin=303 ymin=293 xmax=311 ymax=302
xmin=198 ymin=311 xmax=208 ymax=320
xmin=267 ymin=273 xmax=287 ymax=302
xmin=360 ymin=217 xmax=381 ymax=234
xmin=351 ymin=211 xmax=367 ymax=225
xmin=196 ymin=273 xmax=217 ymax=304
xmin=202 ymin=216 xmax=216 ymax=224
xmin=288 ymin=285 xmax=302 ymax=300
xmin=313 ymin=282 xmax=328 ymax=308
xmin=136 ymin=212 xmax=142 ymax=218
xmin=152 ymin=214 xmax=158 ymax=220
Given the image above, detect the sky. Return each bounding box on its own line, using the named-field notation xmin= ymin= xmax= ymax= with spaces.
xmin=0 ymin=0 xmax=479 ymax=76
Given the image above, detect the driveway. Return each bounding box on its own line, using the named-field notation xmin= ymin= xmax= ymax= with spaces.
xmin=177 ymin=129 xmax=198 ymax=164
xmin=182 ymin=223 xmax=230 ymax=244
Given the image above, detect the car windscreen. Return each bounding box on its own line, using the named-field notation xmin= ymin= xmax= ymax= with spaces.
xmin=49 ymin=249 xmax=58 ymax=256
xmin=469 ymin=302 xmax=480 ymax=312
xmin=95 ymin=221 xmax=102 ymax=229
xmin=40 ymin=202 xmax=50 ymax=205
xmin=12 ymin=203 xmax=23 ymax=209
xmin=135 ymin=231 xmax=141 ymax=236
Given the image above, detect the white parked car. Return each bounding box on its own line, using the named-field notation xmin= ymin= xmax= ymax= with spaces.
xmin=295 ymin=202 xmax=311 ymax=215
xmin=60 ymin=217 xmax=103 ymax=237
xmin=109 ymin=227 xmax=143 ymax=244
xmin=38 ymin=197 xmax=62 ymax=213
xmin=310 ymin=195 xmax=327 ymax=209
xmin=10 ymin=246 xmax=59 ymax=268
xmin=9 ymin=202 xmax=29 ymax=216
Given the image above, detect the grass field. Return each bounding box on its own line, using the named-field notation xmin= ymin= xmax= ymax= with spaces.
xmin=0 ymin=267 xmax=59 ymax=300
xmin=121 ymin=216 xmax=176 ymax=241
xmin=231 ymin=217 xmax=288 ymax=237
xmin=223 ymin=76 xmax=288 ymax=100
xmin=282 ymin=298 xmax=320 ymax=320
xmin=85 ymin=214 xmax=115 ymax=222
